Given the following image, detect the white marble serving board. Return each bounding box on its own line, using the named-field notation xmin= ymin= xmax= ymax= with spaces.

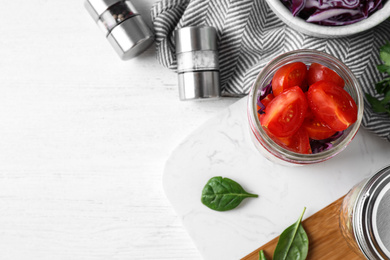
xmin=163 ymin=97 xmax=390 ymax=260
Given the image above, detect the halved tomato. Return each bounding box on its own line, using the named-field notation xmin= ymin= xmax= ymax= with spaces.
xmin=307 ymin=81 xmax=358 ymax=131
xmin=261 ymin=93 xmax=275 ymax=107
xmin=260 ymin=86 xmax=308 ymax=137
xmin=268 ymin=127 xmax=312 ymax=154
xmin=307 ymin=63 xmax=345 ymax=88
xmin=302 ymin=111 xmax=336 ymax=140
xmin=286 ymin=127 xmax=312 ymax=154
xmin=272 ymin=62 xmax=308 ymax=96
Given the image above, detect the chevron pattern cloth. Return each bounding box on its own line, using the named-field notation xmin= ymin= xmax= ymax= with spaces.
xmin=151 ymin=0 xmax=390 ymax=141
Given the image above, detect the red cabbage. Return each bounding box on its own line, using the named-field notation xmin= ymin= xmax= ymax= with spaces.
xmin=281 ymin=0 xmax=384 ymax=25
xmin=257 ymin=81 xmax=273 ymax=114
xmin=310 ymin=131 xmax=344 ymax=153
xmin=292 ymin=0 xmax=306 ymax=15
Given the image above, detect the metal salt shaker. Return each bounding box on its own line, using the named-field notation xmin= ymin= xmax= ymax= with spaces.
xmin=84 ymin=0 xmax=154 ymax=60
xmin=175 ymin=26 xmax=221 ymax=100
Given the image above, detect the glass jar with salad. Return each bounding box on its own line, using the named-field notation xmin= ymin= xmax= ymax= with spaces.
xmin=247 ymin=50 xmax=364 ymax=165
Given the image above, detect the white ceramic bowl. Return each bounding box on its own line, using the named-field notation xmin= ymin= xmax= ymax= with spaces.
xmin=265 ymin=0 xmax=390 ymax=38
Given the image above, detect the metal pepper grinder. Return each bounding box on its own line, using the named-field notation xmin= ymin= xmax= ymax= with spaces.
xmin=175 ymin=26 xmax=221 ymax=100
xmin=85 ymin=0 xmax=154 ymax=60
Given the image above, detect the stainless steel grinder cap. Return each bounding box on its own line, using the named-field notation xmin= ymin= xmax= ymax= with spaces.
xmin=175 ymin=26 xmax=220 ymax=101
xmin=85 ymin=0 xmax=154 ymax=60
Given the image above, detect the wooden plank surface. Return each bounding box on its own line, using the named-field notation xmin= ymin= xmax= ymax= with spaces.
xmin=241 ymin=196 xmax=362 ymax=260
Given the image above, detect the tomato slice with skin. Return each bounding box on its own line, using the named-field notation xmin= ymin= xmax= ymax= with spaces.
xmin=272 ymin=62 xmax=308 ymax=96
xmin=307 ymin=63 xmax=345 ymax=88
xmin=261 ymin=93 xmax=274 ymax=107
xmin=302 ymin=110 xmax=336 ymax=140
xmin=260 ymin=86 xmax=308 ymax=138
xmin=286 ymin=127 xmax=312 ymax=154
xmin=307 ymin=81 xmax=358 ymax=132
xmin=267 ymin=127 xmax=312 ymax=154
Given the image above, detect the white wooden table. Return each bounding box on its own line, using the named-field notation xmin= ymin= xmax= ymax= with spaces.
xmin=0 ymin=1 xmax=238 ymax=259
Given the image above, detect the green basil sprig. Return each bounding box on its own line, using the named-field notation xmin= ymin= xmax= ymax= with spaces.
xmin=273 ymin=208 xmax=309 ymax=260
xmin=201 ymin=177 xmax=258 ymax=211
xmin=366 ymin=42 xmax=390 ymax=116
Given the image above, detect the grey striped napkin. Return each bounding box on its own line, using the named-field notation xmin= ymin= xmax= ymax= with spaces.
xmin=151 ymin=0 xmax=390 ymax=141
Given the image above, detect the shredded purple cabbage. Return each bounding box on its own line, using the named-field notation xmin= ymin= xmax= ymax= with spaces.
xmin=309 ymin=131 xmax=344 ymax=153
xmin=256 ymin=81 xmax=273 ymax=114
xmin=281 ymin=0 xmax=384 ymax=25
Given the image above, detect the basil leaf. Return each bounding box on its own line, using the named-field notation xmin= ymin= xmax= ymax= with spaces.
xmin=380 ymin=42 xmax=390 ymax=67
xmin=201 ymin=177 xmax=258 ymax=211
xmin=377 ymin=64 xmax=390 ymax=75
xmin=273 ymin=208 xmax=309 ymax=260
xmin=259 ymin=250 xmax=268 ymax=260
xmin=366 ymin=93 xmax=390 ymax=113
xmin=367 ymin=77 xmax=390 ymax=116
xmin=375 ymin=78 xmax=390 ymax=95
xmin=367 ymin=42 xmax=390 ymax=117
xmin=381 ymin=91 xmax=390 ymax=105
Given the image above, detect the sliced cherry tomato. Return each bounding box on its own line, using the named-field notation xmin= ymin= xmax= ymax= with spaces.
xmin=272 ymin=62 xmax=308 ymax=96
xmin=302 ymin=111 xmax=336 ymax=140
xmin=286 ymin=127 xmax=312 ymax=154
xmin=260 ymin=86 xmax=308 ymax=137
xmin=307 ymin=81 xmax=358 ymax=131
xmin=268 ymin=127 xmax=312 ymax=154
xmin=307 ymin=63 xmax=345 ymax=88
xmin=261 ymin=93 xmax=275 ymax=107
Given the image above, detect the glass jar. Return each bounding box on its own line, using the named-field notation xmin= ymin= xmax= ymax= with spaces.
xmin=340 ymin=165 xmax=390 ymax=260
xmin=247 ymin=49 xmax=364 ymax=166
